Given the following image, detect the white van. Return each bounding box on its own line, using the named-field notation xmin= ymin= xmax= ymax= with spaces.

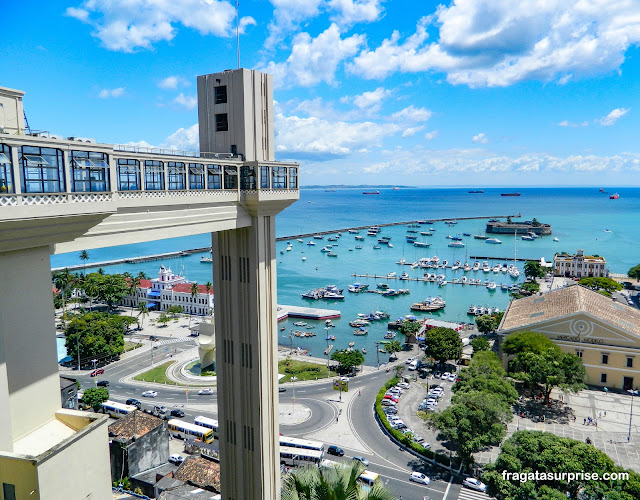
xmin=408 ymin=360 xmax=418 ymax=371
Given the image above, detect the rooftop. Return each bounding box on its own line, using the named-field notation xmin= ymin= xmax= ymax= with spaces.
xmin=500 ymin=284 xmax=640 ymax=334
xmin=108 ymin=410 xmax=164 ymax=440
xmin=174 ymin=456 xmax=221 ymax=492
xmin=171 ymin=283 xmax=213 ymax=295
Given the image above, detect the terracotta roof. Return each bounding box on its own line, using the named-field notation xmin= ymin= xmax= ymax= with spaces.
xmin=108 ymin=410 xmax=164 ymax=440
xmin=500 ymin=284 xmax=640 ymax=334
xmin=171 ymin=283 xmax=213 ymax=295
xmin=174 ymin=456 xmax=221 ymax=492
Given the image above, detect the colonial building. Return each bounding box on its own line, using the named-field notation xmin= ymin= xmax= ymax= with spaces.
xmin=121 ymin=265 xmax=214 ymax=315
xmin=499 ymin=284 xmax=640 ymax=391
xmin=554 ymin=249 xmax=609 ymax=278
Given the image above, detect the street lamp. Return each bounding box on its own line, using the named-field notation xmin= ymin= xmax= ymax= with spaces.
xmin=291 ymin=376 xmax=298 ymax=416
xmin=628 ymin=389 xmax=639 ymax=442
xmin=374 ymin=341 xmax=380 ymax=369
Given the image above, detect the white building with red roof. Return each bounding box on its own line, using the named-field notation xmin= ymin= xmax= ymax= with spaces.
xmin=121 ymin=266 xmax=213 ymax=315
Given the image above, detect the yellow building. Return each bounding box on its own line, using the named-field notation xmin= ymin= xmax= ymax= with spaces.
xmin=499 ymin=285 xmax=640 ymax=391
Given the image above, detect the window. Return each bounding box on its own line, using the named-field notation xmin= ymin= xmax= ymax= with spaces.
xmin=224 ymin=166 xmax=237 ymax=189
xmin=188 ymin=163 xmax=205 ymax=189
xmin=576 ymin=350 xmax=583 ymax=358
xmin=600 ymin=373 xmax=607 ymax=383
xmin=207 ymin=165 xmax=222 ymax=189
xmin=216 ymin=113 xmax=228 ymax=132
xmin=144 ymin=160 xmax=165 ymax=190
xmin=240 ymin=166 xmax=256 ymax=190
xmin=117 ymin=159 xmax=141 ymax=191
xmin=19 ymin=146 xmax=65 ymax=193
xmin=215 ymin=86 xmax=227 ymax=104
xmin=260 ymin=166 xmax=269 ymax=188
xmin=167 ymin=162 xmax=186 ymax=190
xmin=70 ymin=151 xmax=109 ymax=192
xmin=601 ymin=354 xmax=609 ymax=365
xmin=289 ymin=167 xmax=298 ymax=189
xmin=0 ymin=145 xmax=14 ymax=193
xmin=272 ymin=167 xmax=287 ymax=189
xmin=628 ymin=357 xmax=634 ymax=368
xmin=3 ymin=483 xmax=16 ymax=500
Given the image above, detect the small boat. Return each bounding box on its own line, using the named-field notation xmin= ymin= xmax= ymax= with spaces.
xmin=373 ymin=245 xmax=381 ymax=249
xmin=500 ymin=192 xmax=521 ymax=196
xmin=280 ymin=326 xmax=286 ymax=331
xmin=321 ymin=246 xmax=331 ymax=252
xmin=327 ymin=252 xmax=338 ymax=257
xmin=377 ymin=283 xmax=389 ymax=289
xmin=474 ymin=235 xmax=488 ymax=240
xmin=363 ymin=191 xmax=380 ymax=195
xmin=328 ymin=237 xmax=338 ymax=242
xmin=420 ymin=231 xmax=432 ymax=236
xmin=353 ymin=327 xmax=368 ymax=336
xmin=379 ymin=348 xmax=386 ymax=353
xmin=610 ymin=193 xmax=619 ymax=199
xmin=487 ymin=281 xmax=497 ymax=291
xmin=486 ymin=238 xmax=502 ymax=244
xmin=324 ymin=345 xmax=334 ymax=355
xmin=445 ymin=220 xmax=458 ymax=225
xmin=448 ymin=241 xmax=465 ymax=248
xmin=348 ymin=283 xmax=369 ymax=293
xmin=313 ymin=235 xmax=324 ymax=239
xmin=302 ymin=257 xmax=306 ymax=261
xmin=521 ymin=235 xmax=534 ymax=241
xmin=553 ymin=237 xmax=559 ymax=242
xmin=362 ymin=348 xmax=367 ymax=354
xmin=200 ymin=256 xmax=213 ymax=263
xmin=293 ymin=321 xmax=307 ymax=326
xmin=297 ymin=238 xmax=304 ymax=242
xmin=468 ymin=190 xmax=484 ymax=193
xmin=348 ymin=229 xmax=359 ymax=234
xmin=307 ymin=241 xmax=316 ymax=246
xmin=384 ymin=331 xmax=397 ymax=339
xmin=349 ymin=342 xmax=355 ymax=347
xmin=286 ymin=245 xmax=292 ymax=251
xmin=355 ymin=235 xmax=365 ymax=241
xmin=462 ymin=233 xmax=471 ymax=237
xmin=414 ymin=241 xmax=431 ymax=248
xmin=604 ymin=229 xmax=611 ymax=233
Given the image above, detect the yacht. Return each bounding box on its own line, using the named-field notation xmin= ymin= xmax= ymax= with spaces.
xmin=463 ymin=262 xmax=472 ymax=272
xmin=200 ymin=256 xmax=213 ymax=263
xmin=355 ymin=235 xmax=365 ymax=241
xmin=487 ymin=281 xmax=497 ymax=291
xmin=413 ymin=241 xmax=431 ymax=248
xmin=501 ymin=282 xmax=509 ymax=291
xmin=521 ymin=235 xmax=534 ymax=241
xmin=508 ymin=266 xmax=520 ymax=279
xmin=467 ymin=305 xmax=477 ymax=315
xmin=448 ymin=241 xmax=465 ymax=248
xmin=313 ymin=235 xmax=324 ymax=239
xmin=553 ymin=237 xmax=559 ymax=242
xmin=472 ymin=261 xmax=481 ymax=271
xmin=400 ymin=272 xmax=410 ymax=280
xmin=323 ymin=290 xmax=344 ymax=300
xmin=396 ymin=257 xmax=406 ymax=265
xmin=297 ymin=238 xmax=304 ymax=243
xmin=451 ymin=262 xmax=460 ymax=271
xmin=387 ymin=272 xmax=397 ymax=278
xmin=348 ymin=229 xmax=359 ymax=234
xmin=321 ymin=246 xmax=332 ymax=252
xmin=486 ymin=238 xmax=502 ymax=244
xmin=492 ymin=264 xmax=501 ymax=273
xmin=481 ymin=262 xmax=491 ymax=272
xmin=307 ymin=241 xmax=316 ymax=246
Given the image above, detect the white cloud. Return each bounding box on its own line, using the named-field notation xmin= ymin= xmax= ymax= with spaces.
xmin=66 ymin=0 xmax=247 ymax=52
xmin=599 ymin=107 xmax=630 ymax=126
xmin=98 ymin=87 xmax=125 ymax=98
xmin=401 ymin=125 xmax=424 ymax=137
xmin=264 ymin=0 xmax=323 ymax=50
xmin=261 ymin=24 xmax=365 ymax=87
xmin=174 ymin=93 xmax=197 ymax=110
xmin=390 ymin=105 xmax=432 ymax=123
xmin=158 ymin=76 xmax=191 ymax=89
xmin=163 ymin=124 xmax=200 ymax=151
xmin=557 ymin=119 xmax=589 ymax=127
xmin=339 ymin=87 xmax=390 ymax=114
xmin=328 ymin=0 xmax=385 ymax=26
xmin=472 ymin=132 xmax=488 ymax=144
xmin=349 ymin=2 xmax=640 ymax=87
xmin=424 ymin=130 xmax=439 ymax=141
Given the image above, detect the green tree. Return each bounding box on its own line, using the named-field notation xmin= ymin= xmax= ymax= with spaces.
xmin=502 ymin=331 xmax=557 ymax=356
xmin=157 ymin=313 xmax=171 ymax=327
xmin=399 ymin=319 xmax=421 ymax=337
xmin=65 ymin=312 xmax=128 ymax=366
xmin=523 ymin=260 xmax=545 ymax=279
xmin=579 ymin=277 xmax=623 ymax=295
xmin=137 ymin=271 xmax=149 ymax=280
xmin=424 ymin=327 xmax=462 ymax=366
xmin=128 ymin=276 xmax=141 ymax=316
xmin=482 ymin=431 xmax=640 ymax=500
xmin=428 ymin=391 xmax=512 ymax=465
xmin=53 ymin=268 xmax=74 ymax=327
xmin=167 ymin=305 xmax=184 ymax=319
xmin=281 ymin=462 xmax=395 ymax=500
xmin=470 ymin=336 xmax=490 ymax=353
xmin=331 ymin=349 xmax=365 ymax=374
xmin=629 ymin=264 xmax=640 ymax=282
xmin=137 ymin=303 xmax=149 ymax=330
xmin=475 ymin=315 xmax=497 ymax=334
xmin=82 ymin=387 xmax=109 ymax=411
xmin=454 ymin=364 xmax=518 ymax=406
xmin=384 ymin=340 xmax=402 ymax=353
xmin=78 ymin=250 xmax=90 ymax=276
xmin=510 ymin=348 xmax=586 ymax=403
xmin=80 ymin=273 xmax=130 ymax=311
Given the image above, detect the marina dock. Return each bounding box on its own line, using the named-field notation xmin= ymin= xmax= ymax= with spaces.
xmin=277 ymin=304 xmax=341 ymax=321
xmin=350 ymin=273 xmax=517 ymax=287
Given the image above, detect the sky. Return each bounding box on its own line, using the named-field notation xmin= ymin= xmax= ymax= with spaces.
xmin=4 ymin=0 xmax=640 ymax=186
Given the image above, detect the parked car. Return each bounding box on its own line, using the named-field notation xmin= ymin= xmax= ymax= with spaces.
xmin=278 ymin=386 xmax=286 ymax=392
xmin=383 ymin=407 xmax=398 ymax=414
xmin=154 ymin=405 xmax=167 ymax=414
xmin=142 ymin=390 xmax=158 ymax=398
xmin=463 ymin=478 xmax=487 ymax=492
xmin=169 ymin=454 xmax=184 ymax=465
xmin=405 ymin=357 xmax=415 ymax=365
xmin=90 ymin=369 xmax=104 ymax=377
xmin=327 ymin=445 xmax=344 ymax=457
xmin=397 ymin=382 xmax=410 ymax=389
xmin=413 ymin=435 xmax=425 ymax=444
xmin=170 ymin=409 xmax=185 ymax=418
xmin=409 ymin=472 xmax=430 ymax=484
xmin=149 ymin=335 xmax=159 ymax=341
xmin=126 ymin=398 xmax=142 ymax=409
xmin=97 ymin=380 xmax=109 ymax=387
xmin=353 ymin=456 xmax=370 ymax=467
xmin=383 ymin=395 xmax=399 ymax=403
xmin=198 ymin=388 xmax=214 ymax=395
xmin=381 ymin=399 xmax=396 ymax=406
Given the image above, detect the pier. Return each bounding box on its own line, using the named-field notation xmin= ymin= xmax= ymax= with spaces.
xmin=350 ymin=273 xmax=517 ymax=287
xmin=277 ymin=304 xmax=341 ymax=321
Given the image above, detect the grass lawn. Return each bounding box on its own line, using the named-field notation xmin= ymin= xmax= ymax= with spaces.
xmin=124 ymin=341 xmax=142 ymax=352
xmin=133 ymin=361 xmax=176 ymax=385
xmin=278 ymin=359 xmax=330 ymax=383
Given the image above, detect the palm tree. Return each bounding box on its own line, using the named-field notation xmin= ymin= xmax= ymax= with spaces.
xmin=281 ymin=462 xmax=395 ymax=500
xmin=137 ymin=271 xmax=149 ymax=280
xmin=53 ymin=268 xmax=72 ymax=328
xmin=128 ymin=276 xmax=141 ymax=317
xmin=78 ymin=250 xmax=90 ymax=276
xmin=189 ymin=282 xmax=199 ymax=326
xmin=137 ymin=303 xmax=149 ymax=330
xmin=205 ymin=281 xmax=212 ymax=315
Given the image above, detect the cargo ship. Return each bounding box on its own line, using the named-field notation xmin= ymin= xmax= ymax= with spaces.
xmin=500 ymin=192 xmax=521 ymax=197
xmin=468 ymin=190 xmax=484 ymax=193
xmin=363 ymin=191 xmax=380 ymax=195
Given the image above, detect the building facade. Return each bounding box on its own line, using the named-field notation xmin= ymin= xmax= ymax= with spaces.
xmin=554 ymin=249 xmax=609 ymax=278
xmin=499 ymin=285 xmax=640 ymax=391
xmin=121 ymin=266 xmax=214 ymax=315
xmin=0 ymin=68 xmax=298 ymax=499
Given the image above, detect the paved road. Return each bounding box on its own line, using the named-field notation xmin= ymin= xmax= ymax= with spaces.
xmin=73 ymin=339 xmax=475 ymax=499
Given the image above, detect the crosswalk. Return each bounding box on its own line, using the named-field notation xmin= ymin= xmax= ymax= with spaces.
xmin=457 ymin=487 xmax=492 ymax=500
xmin=156 ymin=337 xmax=193 ymax=346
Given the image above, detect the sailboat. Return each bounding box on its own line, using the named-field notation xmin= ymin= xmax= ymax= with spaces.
xmin=508 ymin=231 xmax=520 ymax=279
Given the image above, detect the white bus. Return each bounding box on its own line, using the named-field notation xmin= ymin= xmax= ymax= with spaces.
xmin=280 ymin=445 xmax=324 ymax=466
xmin=279 ymin=435 xmax=325 ymax=453
xmin=193 ymin=416 xmax=219 ymax=437
xmin=167 ymin=419 xmax=215 ymax=443
xmin=101 ymin=400 xmax=137 ymax=419
xmin=358 ymin=470 xmax=380 ymax=492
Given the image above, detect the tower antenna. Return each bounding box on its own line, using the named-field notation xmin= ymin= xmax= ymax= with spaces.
xmin=236 ymin=0 xmax=240 ymax=68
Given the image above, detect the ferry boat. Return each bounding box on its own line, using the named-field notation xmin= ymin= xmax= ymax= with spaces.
xmin=486 ymin=238 xmax=502 ymax=244
xmin=200 ymin=256 xmax=213 ymax=263
xmin=410 ymin=296 xmax=446 ymax=311
xmin=610 ymin=193 xmax=619 ymax=199
xmin=348 ymin=283 xmax=369 ymax=293
xmin=473 ymin=235 xmax=488 ymax=239
xmin=500 ymin=192 xmax=521 ymax=196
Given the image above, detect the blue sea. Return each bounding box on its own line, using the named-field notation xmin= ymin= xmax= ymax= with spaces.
xmin=52 ymin=187 xmax=639 ymax=364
